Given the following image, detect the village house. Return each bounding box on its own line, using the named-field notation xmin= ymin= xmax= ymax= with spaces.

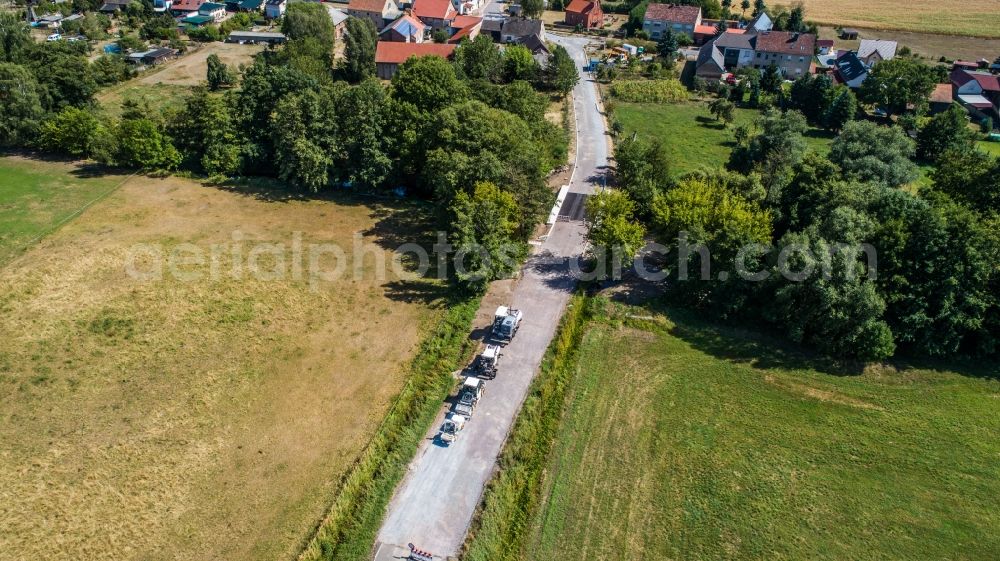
xmin=412 ymin=0 xmax=456 ymax=31
xmin=264 ymin=0 xmax=286 ymax=18
xmin=752 ymin=30 xmax=815 ymax=77
xmin=327 ymin=6 xmax=349 ymax=41
xmin=448 ymin=15 xmax=482 ymax=43
xmin=375 ymin=41 xmax=457 ymax=78
xmin=564 ymin=0 xmax=603 ymax=30
xmin=642 ymin=3 xmax=701 ymax=40
xmin=170 ymin=0 xmax=204 ymax=16
xmin=381 ymin=13 xmax=427 ymax=42
xmin=500 ymin=17 xmax=544 ymax=44
xmin=347 ymin=0 xmax=402 ymax=31
xmin=832 ymin=50 xmax=868 ymax=88
xmin=696 ymin=25 xmax=816 ymax=80
xmin=856 ymin=39 xmax=897 ymax=66
xmin=198 ymin=2 xmax=227 ymax=22
xmin=951 ymin=68 xmax=1000 ymax=123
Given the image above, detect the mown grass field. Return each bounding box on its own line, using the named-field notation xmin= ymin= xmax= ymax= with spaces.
xmin=798 ymin=0 xmax=1000 ymax=38
xmin=0 ymin=157 xmax=446 ymax=561
xmin=0 ymin=157 xmax=130 ymax=265
xmin=524 ymin=302 xmax=1000 ymax=561
xmin=613 ymin=101 xmax=834 ymax=176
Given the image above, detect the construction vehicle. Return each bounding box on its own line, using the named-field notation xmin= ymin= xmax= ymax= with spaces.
xmin=492 ymin=306 xmax=523 ymax=343
xmin=472 ymin=344 xmax=501 ymax=379
xmin=439 ymin=413 xmax=467 ymax=444
xmin=453 ymin=377 xmax=484 ymax=417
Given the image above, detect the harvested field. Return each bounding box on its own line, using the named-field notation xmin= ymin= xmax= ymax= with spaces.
xmin=794 ymin=0 xmax=1000 ymax=38
xmin=817 ymin=26 xmax=1000 ymax=62
xmin=0 ymin=159 xmax=446 ymax=561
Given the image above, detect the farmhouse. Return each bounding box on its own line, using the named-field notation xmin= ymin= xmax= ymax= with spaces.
xmin=375 ymin=41 xmax=457 ymax=78
xmin=752 ymin=31 xmax=815 ymax=77
xmin=381 ymin=13 xmax=427 ymax=42
xmin=413 ymin=0 xmax=457 ymax=30
xmin=347 ymin=0 xmax=402 ymax=31
xmin=857 ymin=39 xmax=897 ymax=66
xmin=951 ymin=68 xmax=1000 ymax=122
xmin=696 ymin=26 xmax=816 ymax=79
xmin=642 ymin=3 xmax=701 ymax=40
xmin=565 ymin=0 xmax=603 ymax=30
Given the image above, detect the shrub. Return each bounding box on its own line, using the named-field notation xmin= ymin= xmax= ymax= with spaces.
xmin=609 ymin=79 xmax=689 ymax=103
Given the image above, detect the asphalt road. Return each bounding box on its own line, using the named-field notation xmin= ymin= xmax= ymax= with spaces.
xmin=373 ymin=34 xmax=609 ymax=561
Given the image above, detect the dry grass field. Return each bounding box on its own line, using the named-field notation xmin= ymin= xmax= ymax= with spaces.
xmin=794 ymin=0 xmax=1000 ymax=38
xmin=97 ymin=42 xmax=263 ymax=116
xmin=0 ymin=159 xmax=445 ymax=561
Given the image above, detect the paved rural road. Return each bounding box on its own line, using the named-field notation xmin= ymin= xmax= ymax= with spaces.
xmin=373 ymin=34 xmax=608 ymax=561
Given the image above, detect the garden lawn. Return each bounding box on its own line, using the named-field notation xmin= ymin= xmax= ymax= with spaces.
xmin=613 ymin=101 xmax=833 ymax=177
xmin=0 ymin=157 xmax=129 ymax=266
xmin=978 ymin=140 xmax=1000 ymax=157
xmin=526 ymin=303 xmax=1000 ymax=561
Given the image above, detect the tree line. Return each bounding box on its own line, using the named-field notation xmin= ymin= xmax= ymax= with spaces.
xmin=594 ymin=86 xmax=999 ymax=362
xmin=2 ymin=4 xmax=579 ymax=294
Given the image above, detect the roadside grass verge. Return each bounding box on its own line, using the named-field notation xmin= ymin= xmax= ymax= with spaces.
xmin=298 ymin=295 xmax=480 ymax=561
xmin=461 ymin=293 xmax=592 ymax=561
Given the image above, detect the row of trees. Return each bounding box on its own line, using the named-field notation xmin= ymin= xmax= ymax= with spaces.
xmin=603 ymin=104 xmax=999 ymax=361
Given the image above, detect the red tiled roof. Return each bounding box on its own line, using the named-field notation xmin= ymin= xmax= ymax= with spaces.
xmin=930 ymin=83 xmax=953 ymax=104
xmin=644 ymin=3 xmax=700 ymax=25
xmin=952 ymin=69 xmax=1000 ymax=91
xmin=693 ymin=24 xmax=716 ymax=35
xmin=412 ymin=0 xmax=455 ymax=20
xmin=565 ymin=0 xmax=596 ymax=14
xmin=172 ymin=0 xmax=203 ymax=11
xmin=817 ymin=39 xmax=834 ymax=47
xmin=452 ymin=14 xmax=481 ymax=28
xmin=448 ymin=22 xmax=479 ymax=42
xmin=375 ymin=41 xmax=457 ymax=63
xmin=348 ymin=0 xmax=388 ymax=14
xmin=753 ymin=30 xmax=816 ymax=56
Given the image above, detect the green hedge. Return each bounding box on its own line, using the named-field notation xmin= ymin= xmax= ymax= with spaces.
xmin=461 ymin=294 xmax=593 ymax=561
xmin=297 ymin=295 xmax=480 ymax=561
xmin=610 ymin=79 xmax=689 ymax=103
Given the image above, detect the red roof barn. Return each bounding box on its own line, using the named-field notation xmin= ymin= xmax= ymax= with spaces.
xmin=565 ymin=0 xmax=603 ymax=29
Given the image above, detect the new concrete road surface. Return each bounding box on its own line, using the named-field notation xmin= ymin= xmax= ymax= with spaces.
xmin=373 ymin=34 xmax=609 ymax=561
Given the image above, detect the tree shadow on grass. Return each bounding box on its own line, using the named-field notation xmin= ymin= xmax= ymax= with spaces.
xmin=694 ymin=115 xmax=726 ymax=130
xmin=639 ymin=303 xmax=867 ymax=377
xmin=636 ymin=301 xmax=1000 ymax=381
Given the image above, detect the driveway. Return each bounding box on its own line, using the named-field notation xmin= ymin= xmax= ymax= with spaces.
xmin=373 ymin=34 xmax=609 ymax=561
